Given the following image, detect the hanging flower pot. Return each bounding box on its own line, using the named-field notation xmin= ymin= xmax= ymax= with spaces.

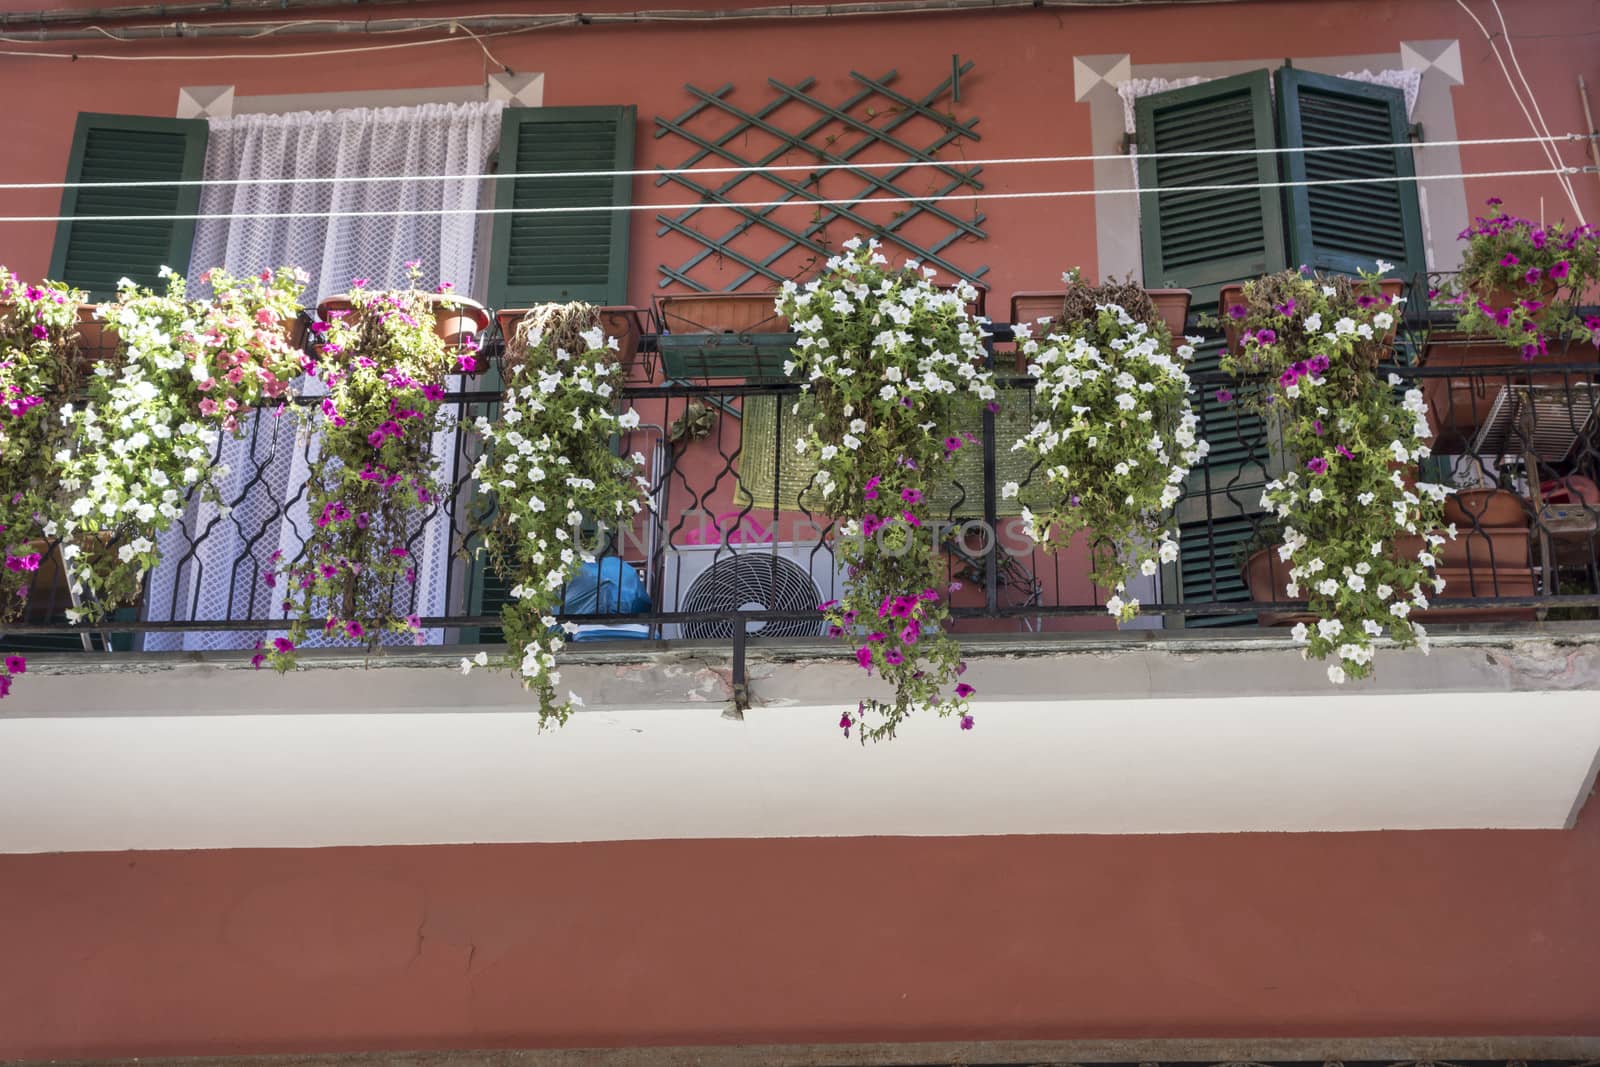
xmin=1011 ymin=287 xmax=1190 ymax=339
xmin=57 ymin=266 xmax=311 ymax=621
xmin=263 ymin=267 xmax=461 ymax=671
xmin=2 ymin=270 xmax=92 ymax=660
xmin=1216 ymin=266 xmax=1450 ymax=684
xmin=495 ymin=305 xmax=642 ymax=375
xmin=466 ymin=303 xmax=651 ymax=725
xmin=318 ymin=291 xmax=486 ymax=347
xmin=1241 ymin=547 xmax=1316 ymax=627
xmin=1010 ymin=272 xmax=1204 ymax=622
xmin=777 ymin=237 xmax=997 ymax=742
xmin=1219 ymin=277 xmax=1405 ymax=353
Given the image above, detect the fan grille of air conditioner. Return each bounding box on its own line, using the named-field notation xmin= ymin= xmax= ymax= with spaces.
xmin=678 ymin=553 xmax=824 ymax=639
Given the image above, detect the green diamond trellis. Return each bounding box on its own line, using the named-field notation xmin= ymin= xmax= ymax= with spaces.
xmin=653 ymin=65 xmax=989 ymax=291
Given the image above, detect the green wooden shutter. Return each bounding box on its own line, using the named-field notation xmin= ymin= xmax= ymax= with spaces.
xmin=1276 ymin=68 xmax=1425 ymax=279
xmin=487 ymin=106 xmax=635 ymax=310
xmin=49 ymin=113 xmax=209 ymax=300
xmin=1177 ymin=514 xmax=1260 ymax=628
xmin=1136 ymin=71 xmax=1286 ymax=306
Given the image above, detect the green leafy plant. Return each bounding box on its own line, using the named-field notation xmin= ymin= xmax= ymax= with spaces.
xmin=59 ymin=266 xmax=309 ymax=622
xmin=1217 ymin=266 xmax=1452 ymax=683
xmin=465 ymin=303 xmax=650 ymax=725
xmin=777 ymin=237 xmax=997 ymax=741
xmin=265 ymin=265 xmax=458 ymax=671
xmin=1435 ymin=198 xmax=1600 ymax=357
xmin=0 ymin=270 xmax=89 ymax=627
xmin=1011 ymin=271 xmax=1206 ymax=620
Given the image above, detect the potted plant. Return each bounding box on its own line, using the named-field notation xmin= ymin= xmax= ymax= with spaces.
xmin=1008 ymin=272 xmax=1205 ymax=621
xmin=265 ymin=266 xmax=460 ymax=671
xmin=55 ymin=266 xmax=310 ymax=622
xmin=1217 ymin=265 xmax=1451 ymax=684
xmin=1422 ymin=200 xmax=1600 ymax=447
xmin=0 ymin=269 xmax=93 ymax=695
xmin=1393 ymin=466 xmax=1537 ymax=622
xmin=777 ymin=237 xmax=998 ymax=741
xmin=1011 ymin=279 xmax=1192 ymax=341
xmin=494 ymin=304 xmax=643 ymax=378
xmin=1232 ymin=518 xmax=1319 ymax=627
xmin=463 ymin=302 xmax=651 ymax=724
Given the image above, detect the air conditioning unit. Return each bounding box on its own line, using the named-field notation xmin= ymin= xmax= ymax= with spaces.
xmin=659 ymin=542 xmax=844 ymax=640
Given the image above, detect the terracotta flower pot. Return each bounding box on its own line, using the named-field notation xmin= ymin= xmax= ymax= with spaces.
xmin=494 ymin=306 xmax=642 ymax=370
xmin=429 ymin=296 xmax=489 ymax=347
xmin=317 ymin=294 xmax=488 ymax=347
xmin=659 ymin=292 xmax=787 ymax=335
xmin=1219 ymin=279 xmax=1405 ymax=352
xmin=1444 ymin=488 xmax=1529 ymax=530
xmin=1242 ymin=547 xmax=1315 ymax=627
xmin=1417 ymin=333 xmax=1599 ymax=452
xmin=1008 ymin=288 xmax=1191 ymax=339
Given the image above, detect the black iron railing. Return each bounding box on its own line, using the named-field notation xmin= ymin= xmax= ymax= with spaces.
xmin=4 ymin=278 xmax=1599 ymax=659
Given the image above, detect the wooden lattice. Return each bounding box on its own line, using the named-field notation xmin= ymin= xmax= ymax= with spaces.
xmin=653 ymin=64 xmax=988 ymax=291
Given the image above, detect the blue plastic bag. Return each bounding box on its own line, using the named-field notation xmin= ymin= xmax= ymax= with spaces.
xmin=561 ymin=558 xmax=651 ymax=641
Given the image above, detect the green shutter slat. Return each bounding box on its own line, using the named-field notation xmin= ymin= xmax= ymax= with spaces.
xmin=49 ymin=113 xmax=208 ymax=300
xmin=1136 ymin=71 xmax=1286 ymax=306
xmin=1187 ymin=328 xmax=1267 ymax=471
xmin=1179 ymin=513 xmax=1264 ymax=627
xmin=488 ymin=106 xmax=635 ymax=309
xmin=1276 ymin=68 xmax=1425 ymax=279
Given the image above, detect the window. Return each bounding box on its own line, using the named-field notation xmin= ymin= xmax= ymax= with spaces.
xmin=44 ymin=102 xmax=637 ymax=651
xmin=1133 ymin=67 xmax=1426 ymax=625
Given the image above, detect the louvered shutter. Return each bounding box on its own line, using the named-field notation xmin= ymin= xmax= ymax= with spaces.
xmin=1177 ymin=514 xmax=1261 ymax=628
xmin=49 ymin=114 xmax=209 ymax=300
xmin=1276 ymin=68 xmax=1425 ymax=279
xmin=1136 ymin=70 xmax=1286 ymax=307
xmin=487 ymin=106 xmax=635 ymax=310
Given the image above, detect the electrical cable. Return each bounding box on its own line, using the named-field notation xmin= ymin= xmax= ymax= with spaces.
xmin=1453 ymin=0 xmax=1586 ymax=222
xmin=0 ymin=166 xmax=1577 ymax=225
xmin=0 ymin=134 xmax=1591 ymax=193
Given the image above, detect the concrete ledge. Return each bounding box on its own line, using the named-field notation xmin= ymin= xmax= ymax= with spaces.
xmin=6 ymin=625 xmax=1600 ymax=718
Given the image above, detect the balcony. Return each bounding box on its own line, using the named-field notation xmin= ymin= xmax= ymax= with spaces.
xmin=3 ymin=279 xmax=1600 ymax=849
xmin=5 ymin=277 xmax=1598 ymax=656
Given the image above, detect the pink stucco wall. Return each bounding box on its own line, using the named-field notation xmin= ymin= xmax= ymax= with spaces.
xmin=1 ymin=0 xmax=1599 ymax=1058
xmin=1 ymin=792 xmax=1598 ymax=1060
xmin=0 ymin=0 xmax=1596 ymax=302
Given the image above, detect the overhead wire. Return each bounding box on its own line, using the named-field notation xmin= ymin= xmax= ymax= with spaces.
xmin=0 ymin=134 xmax=1592 ymax=193
xmin=1453 ymin=0 xmax=1586 ymax=223
xmin=0 ymin=166 xmax=1579 ymax=225
xmin=1488 ymin=0 xmax=1585 ymax=223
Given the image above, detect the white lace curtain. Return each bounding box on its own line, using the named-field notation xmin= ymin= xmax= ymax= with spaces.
xmin=145 ymin=100 xmax=505 ymax=652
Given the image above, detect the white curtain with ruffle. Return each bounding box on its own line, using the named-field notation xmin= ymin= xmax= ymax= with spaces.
xmin=145 ymin=100 xmax=504 ymax=651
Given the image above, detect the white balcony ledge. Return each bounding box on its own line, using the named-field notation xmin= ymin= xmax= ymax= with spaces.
xmin=2 ymin=626 xmax=1599 ymax=852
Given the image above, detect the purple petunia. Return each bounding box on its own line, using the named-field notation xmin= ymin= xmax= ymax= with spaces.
xmin=1216 ymin=388 xmax=1233 ymax=404
xmin=1306 ymin=456 xmax=1329 ymax=475
xmin=960 ymin=714 xmax=974 ymax=731
xmin=955 ymin=682 xmax=975 ymax=698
